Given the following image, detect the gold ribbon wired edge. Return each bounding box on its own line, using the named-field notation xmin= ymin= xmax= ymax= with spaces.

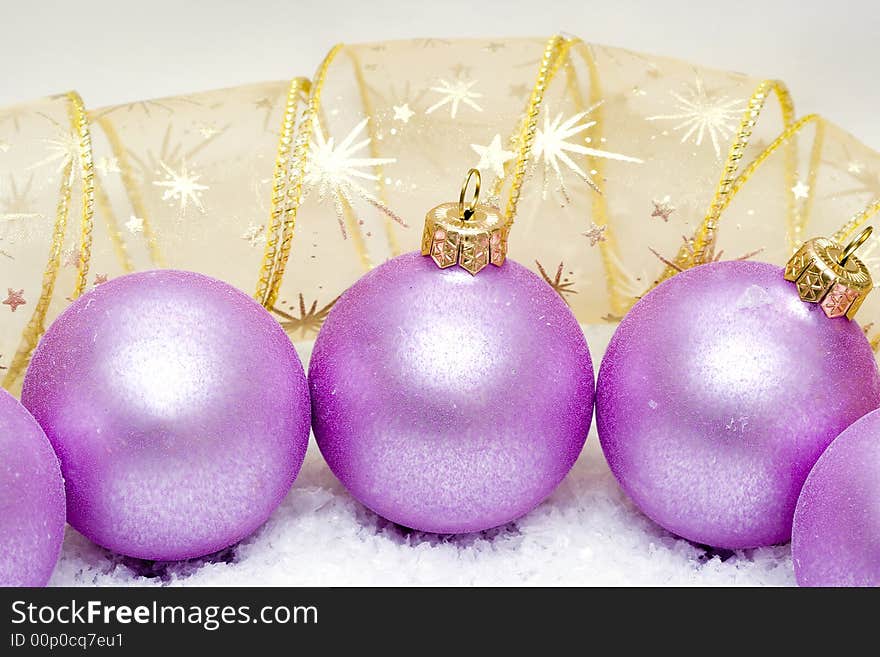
xmin=7 ymin=35 xmax=880 ymax=390
xmin=3 ymin=91 xmax=96 ymax=389
xmin=255 ymin=76 xmax=312 ymax=306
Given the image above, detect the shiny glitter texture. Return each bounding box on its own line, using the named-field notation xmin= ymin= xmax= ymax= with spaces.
xmin=22 ymin=270 xmax=311 ymax=561
xmin=309 ymin=252 xmax=594 ymax=534
xmin=596 ymin=260 xmax=880 ymax=549
xmin=792 ymin=408 xmax=880 ymax=586
xmin=0 ymin=388 xmax=66 ymax=586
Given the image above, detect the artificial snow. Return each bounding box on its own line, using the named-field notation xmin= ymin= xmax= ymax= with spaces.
xmin=47 ymin=326 xmax=797 ymax=586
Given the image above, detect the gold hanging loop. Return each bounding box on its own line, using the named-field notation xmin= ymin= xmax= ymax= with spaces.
xmin=839 ymin=226 xmax=873 ymax=266
xmin=458 ymin=168 xmax=481 ymax=221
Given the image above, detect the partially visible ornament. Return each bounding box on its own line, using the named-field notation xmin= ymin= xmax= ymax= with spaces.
xmin=310 ymin=170 xmax=594 ymax=534
xmin=22 ymin=270 xmax=310 ymax=561
xmin=792 ymin=407 xmax=880 ymax=586
xmin=0 ymin=388 xmax=66 ymax=586
xmin=597 ymin=227 xmax=880 ymax=549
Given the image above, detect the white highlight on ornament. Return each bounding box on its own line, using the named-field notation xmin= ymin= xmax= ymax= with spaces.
xmin=695 ymin=327 xmax=784 ymax=400
xmin=106 ymin=314 xmax=220 ymax=419
xmin=736 ymin=284 xmax=774 ymax=310
xmin=395 ymin=314 xmax=490 ymax=394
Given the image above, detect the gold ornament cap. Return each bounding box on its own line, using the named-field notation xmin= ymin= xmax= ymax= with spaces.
xmin=784 ymin=226 xmax=874 ymax=320
xmin=421 ymin=168 xmax=512 ymax=275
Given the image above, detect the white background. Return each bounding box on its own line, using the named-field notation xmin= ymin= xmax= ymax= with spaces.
xmin=1 ymin=0 xmax=878 ymax=148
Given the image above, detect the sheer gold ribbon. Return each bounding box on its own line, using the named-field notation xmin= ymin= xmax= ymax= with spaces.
xmin=2 ymin=91 xmax=95 ymax=387
xmin=256 ymin=36 xmax=879 ymax=321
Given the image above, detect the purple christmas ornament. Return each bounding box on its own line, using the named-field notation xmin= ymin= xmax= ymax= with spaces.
xmin=22 ymin=270 xmax=310 ymax=561
xmin=0 ymin=388 xmax=66 ymax=586
xmin=597 ymin=260 xmax=880 ymax=549
xmin=309 ymin=252 xmax=594 ymax=534
xmin=793 ymin=408 xmax=880 ymax=586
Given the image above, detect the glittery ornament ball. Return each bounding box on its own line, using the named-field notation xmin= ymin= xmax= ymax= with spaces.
xmin=21 ymin=270 xmax=311 ymax=561
xmin=0 ymin=388 xmax=66 ymax=586
xmin=597 ymin=260 xmax=880 ymax=549
xmin=309 ymin=252 xmax=594 ymax=534
xmin=792 ymin=408 xmax=880 ymax=586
